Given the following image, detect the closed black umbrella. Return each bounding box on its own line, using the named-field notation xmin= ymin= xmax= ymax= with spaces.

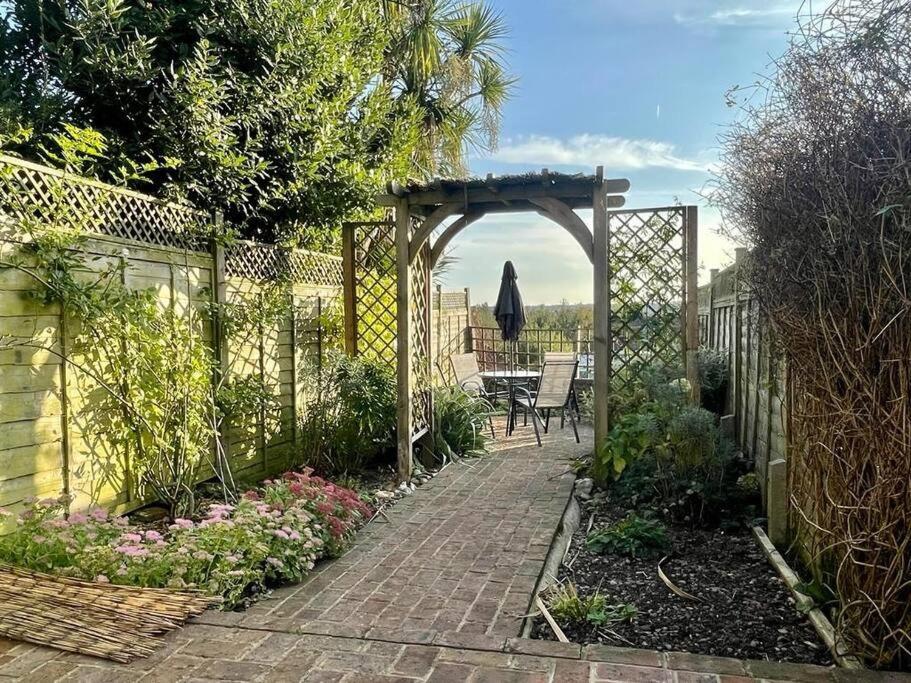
xmin=493 ymin=261 xmax=526 ymax=372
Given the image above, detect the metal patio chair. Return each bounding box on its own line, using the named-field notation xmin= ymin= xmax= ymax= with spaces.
xmin=543 ymin=351 xmax=581 ymax=419
xmin=449 ymin=352 xmax=499 ymax=438
xmin=512 ymin=359 xmax=580 ymax=447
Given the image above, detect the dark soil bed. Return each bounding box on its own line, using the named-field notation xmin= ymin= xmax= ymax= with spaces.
xmin=532 ymin=495 xmax=832 ymax=665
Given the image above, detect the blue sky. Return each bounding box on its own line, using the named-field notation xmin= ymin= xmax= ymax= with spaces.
xmin=442 ymin=0 xmax=802 ymax=304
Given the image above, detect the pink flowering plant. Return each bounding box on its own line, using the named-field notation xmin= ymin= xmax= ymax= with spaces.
xmin=0 ymin=472 xmax=372 ymax=609
xmin=257 ymin=469 xmax=373 ymax=556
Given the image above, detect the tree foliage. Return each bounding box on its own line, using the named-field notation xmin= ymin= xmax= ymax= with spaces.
xmin=0 ymin=0 xmax=513 ymax=247
xmin=0 ymin=0 xmax=421 ymax=246
xmin=382 ymin=0 xmax=515 ymax=177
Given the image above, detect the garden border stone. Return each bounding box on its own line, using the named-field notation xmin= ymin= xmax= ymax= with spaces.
xmin=519 ymin=477 xmax=583 ymax=638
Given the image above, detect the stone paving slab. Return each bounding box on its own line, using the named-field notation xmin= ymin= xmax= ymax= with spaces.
xmin=0 ymin=422 xmax=907 ymax=681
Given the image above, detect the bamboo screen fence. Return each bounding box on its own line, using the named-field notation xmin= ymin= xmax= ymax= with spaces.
xmin=0 ymin=155 xmax=343 ymax=521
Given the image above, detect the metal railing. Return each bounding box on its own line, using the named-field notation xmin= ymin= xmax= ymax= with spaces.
xmin=467 ymin=326 xmax=594 ymax=379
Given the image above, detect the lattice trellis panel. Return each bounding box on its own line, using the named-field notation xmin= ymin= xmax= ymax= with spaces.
xmin=409 ymin=240 xmax=432 ymax=438
xmin=352 ymin=223 xmax=397 ymax=365
xmin=226 ymin=241 xmax=342 ymax=287
xmin=0 ymin=156 xmax=208 ymax=250
xmin=608 ymin=208 xmax=687 ymax=385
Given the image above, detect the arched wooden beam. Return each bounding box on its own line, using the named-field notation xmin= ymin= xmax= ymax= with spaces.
xmin=409 ymin=202 xmax=462 ymax=263
xmin=430 ymin=212 xmax=484 ymax=269
xmin=528 ymin=198 xmax=594 ymax=265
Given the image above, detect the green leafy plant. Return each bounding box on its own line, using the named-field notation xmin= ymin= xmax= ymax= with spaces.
xmin=585 ymin=513 xmax=670 ymax=558
xmin=427 ymin=386 xmax=492 ymax=462
xmin=592 ymin=411 xmax=661 ymax=484
xmin=298 ymin=353 xmax=396 ymax=474
xmin=545 ymin=583 xmax=636 ymax=627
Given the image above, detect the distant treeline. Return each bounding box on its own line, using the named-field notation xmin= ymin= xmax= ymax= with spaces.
xmin=471 ymin=301 xmax=593 ymax=334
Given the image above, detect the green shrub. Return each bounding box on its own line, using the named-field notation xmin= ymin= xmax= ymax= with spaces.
xmin=585 ymin=513 xmax=670 ymax=558
xmin=545 ymin=582 xmax=636 ymax=627
xmin=698 ymin=347 xmax=728 ymax=414
xmin=666 ymin=406 xmax=718 ymax=471
xmin=298 ymin=353 xmax=396 ymax=474
xmin=657 ymin=409 xmax=735 ymax=524
xmin=736 ymin=472 xmax=761 ymax=497
xmin=427 ymin=386 xmax=492 ymax=462
xmin=592 ymin=411 xmax=661 ymax=484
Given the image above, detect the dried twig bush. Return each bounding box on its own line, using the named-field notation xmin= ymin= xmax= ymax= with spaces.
xmin=714 ymin=0 xmax=911 ymax=668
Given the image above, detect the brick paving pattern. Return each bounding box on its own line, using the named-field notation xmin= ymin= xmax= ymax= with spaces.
xmin=0 ymin=422 xmax=906 ymax=681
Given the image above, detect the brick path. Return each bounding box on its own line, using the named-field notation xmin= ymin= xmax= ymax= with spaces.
xmin=0 ymin=422 xmax=906 ymax=681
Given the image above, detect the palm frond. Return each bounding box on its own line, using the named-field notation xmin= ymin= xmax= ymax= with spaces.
xmin=443 ymin=2 xmax=509 ymax=62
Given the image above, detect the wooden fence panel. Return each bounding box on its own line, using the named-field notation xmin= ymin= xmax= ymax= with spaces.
xmin=0 ymin=156 xmax=342 ymax=526
xmin=697 ymin=252 xmax=788 ymax=520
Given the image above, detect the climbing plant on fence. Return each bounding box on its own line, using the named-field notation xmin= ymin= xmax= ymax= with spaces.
xmin=0 ymin=153 xmax=343 ymax=520
xmin=0 ymin=158 xmax=215 ymax=516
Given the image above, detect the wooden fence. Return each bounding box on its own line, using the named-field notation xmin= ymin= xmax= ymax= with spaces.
xmin=0 ymin=156 xmax=343 ymax=520
xmin=431 ymin=286 xmax=472 ymax=370
xmin=697 ymin=249 xmax=789 ymax=541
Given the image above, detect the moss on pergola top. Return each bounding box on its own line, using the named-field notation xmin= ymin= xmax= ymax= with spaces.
xmin=377 ymin=167 xmax=630 ymax=215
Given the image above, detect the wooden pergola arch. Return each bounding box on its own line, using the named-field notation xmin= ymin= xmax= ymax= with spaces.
xmin=377 ymin=167 xmax=631 ymax=480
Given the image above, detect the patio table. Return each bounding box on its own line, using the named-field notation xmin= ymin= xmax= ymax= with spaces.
xmin=480 ymin=369 xmax=541 ymax=436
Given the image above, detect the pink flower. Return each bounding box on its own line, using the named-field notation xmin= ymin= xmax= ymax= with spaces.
xmin=273 ymin=529 xmax=290 ymax=540
xmin=115 ymin=545 xmax=148 ymax=557
xmin=144 ymin=530 xmax=163 ymax=542
xmin=171 ymin=518 xmax=194 ymax=529
xmin=38 ymin=498 xmax=58 ymax=508
xmin=68 ymin=512 xmax=88 ymax=524
xmin=120 ymin=532 xmax=142 ymax=543
xmin=90 ymin=508 xmax=108 ymax=521
xmin=94 ymin=574 xmax=109 ymax=583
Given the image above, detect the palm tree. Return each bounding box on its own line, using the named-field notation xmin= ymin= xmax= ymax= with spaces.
xmin=383 ymin=0 xmax=515 ymax=178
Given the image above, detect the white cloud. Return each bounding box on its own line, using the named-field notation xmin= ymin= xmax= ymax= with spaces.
xmin=673 ymin=3 xmax=795 ymax=27
xmin=489 ymin=134 xmax=714 ymax=173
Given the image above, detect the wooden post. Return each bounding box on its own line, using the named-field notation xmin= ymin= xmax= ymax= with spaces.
xmin=289 ymin=292 xmax=298 ymax=451
xmin=592 ymin=169 xmax=610 ymax=446
xmin=435 ymin=284 xmax=442 ymax=364
xmin=342 ymin=223 xmax=357 ymax=356
xmin=257 ymin=317 xmax=267 ymax=470
xmin=684 ymin=206 xmax=700 ymax=405
xmin=463 ymin=287 xmax=472 ymax=353
xmin=733 ymin=247 xmax=747 ymax=443
xmin=211 ymin=215 xmax=232 ymax=474
xmin=57 ymin=306 xmax=72 ymax=507
xmin=708 ymin=268 xmax=719 ymax=348
xmin=394 ymin=197 xmax=413 ymax=482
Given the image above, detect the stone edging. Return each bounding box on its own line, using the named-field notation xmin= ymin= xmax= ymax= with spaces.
xmin=519 ymin=478 xmax=583 ymax=638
